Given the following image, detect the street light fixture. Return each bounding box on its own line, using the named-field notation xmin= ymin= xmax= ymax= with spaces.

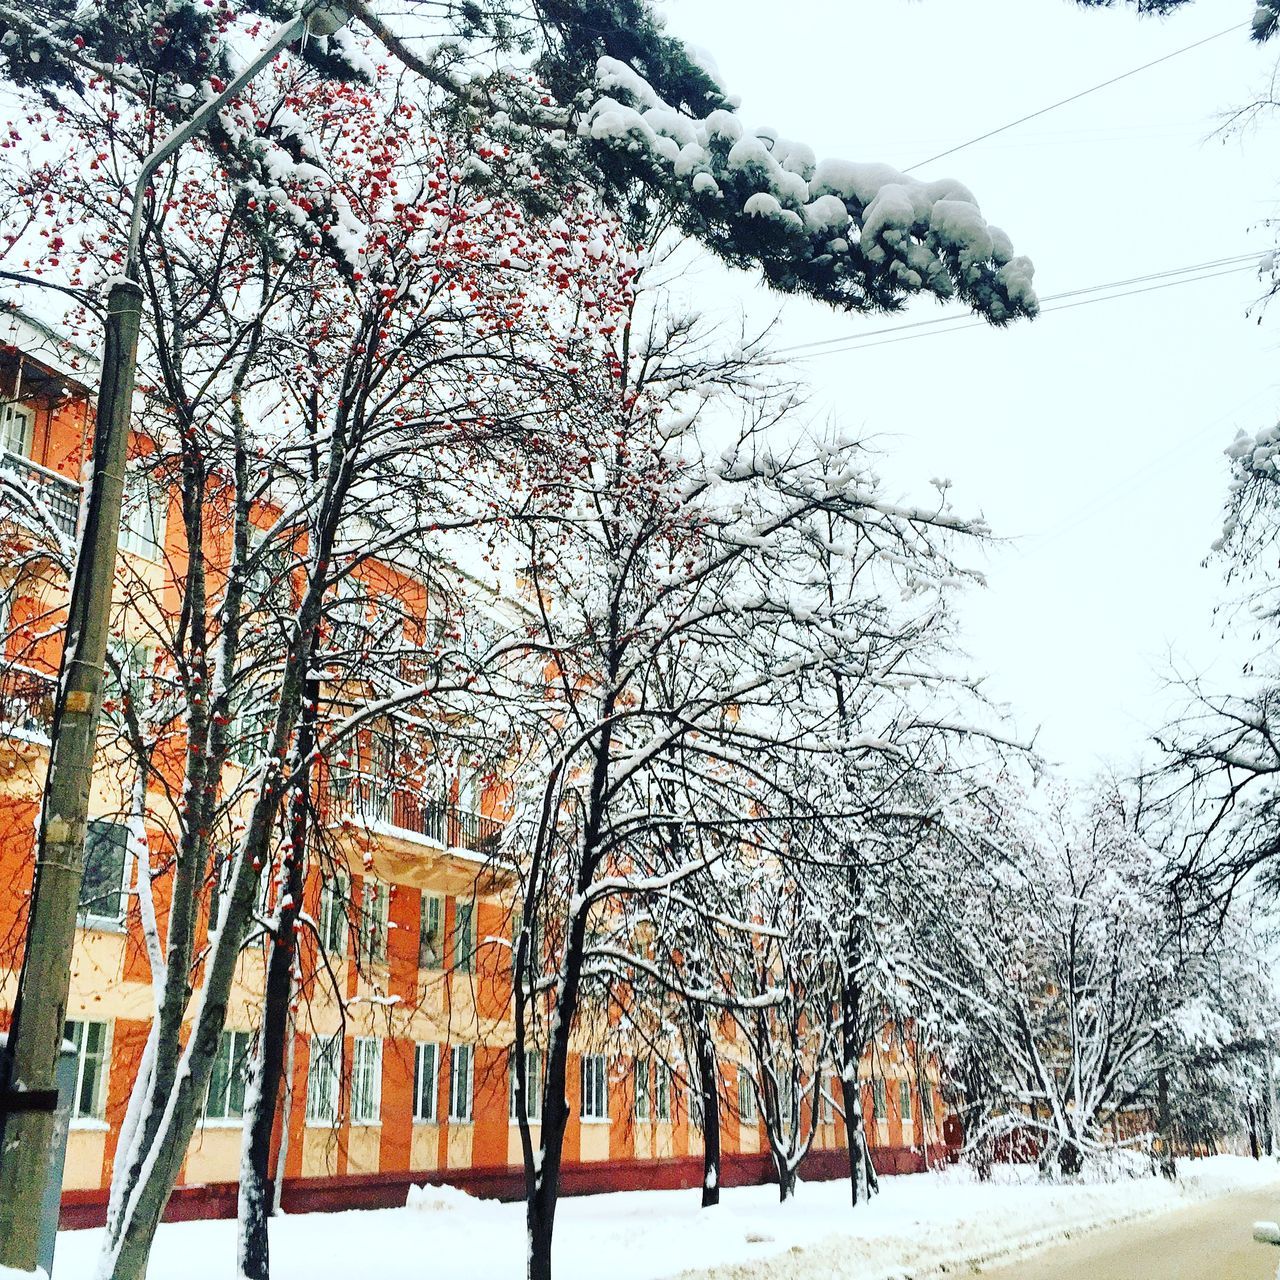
xmin=0 ymin=3 xmax=350 ymax=1270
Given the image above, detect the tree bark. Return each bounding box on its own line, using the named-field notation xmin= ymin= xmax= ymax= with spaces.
xmin=694 ymin=1016 xmax=721 ymax=1208
xmin=237 ymin=656 xmax=315 ymax=1280
xmin=1155 ymin=1064 xmax=1177 ymax=1180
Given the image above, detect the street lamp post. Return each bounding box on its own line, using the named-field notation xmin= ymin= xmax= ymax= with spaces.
xmin=0 ymin=4 xmax=348 ymax=1270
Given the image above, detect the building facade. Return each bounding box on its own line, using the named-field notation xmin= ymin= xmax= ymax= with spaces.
xmin=0 ymin=314 xmax=947 ymax=1227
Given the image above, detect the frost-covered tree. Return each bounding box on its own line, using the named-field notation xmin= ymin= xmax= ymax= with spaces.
xmin=923 ymin=779 xmax=1275 ymax=1177
xmin=0 ymin=1 xmax=1037 ymax=327
xmin=1075 ymin=0 xmax=1280 ymax=41
xmin=0 ymin=55 xmax=647 ymax=1279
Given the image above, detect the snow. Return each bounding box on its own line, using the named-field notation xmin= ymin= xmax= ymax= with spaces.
xmin=49 ymin=1157 xmax=1279 ymax=1280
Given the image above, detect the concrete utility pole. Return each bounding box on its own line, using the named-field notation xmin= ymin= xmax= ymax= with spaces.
xmin=0 ymin=4 xmax=348 ymax=1270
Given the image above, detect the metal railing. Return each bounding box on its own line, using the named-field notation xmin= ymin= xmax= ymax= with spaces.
xmin=449 ymin=804 xmax=504 ymax=855
xmin=0 ymin=450 xmax=81 ymax=539
xmin=328 ymin=773 xmax=503 ymax=854
xmin=0 ymin=662 xmax=57 ymax=741
xmin=330 ymin=772 xmax=447 ymax=844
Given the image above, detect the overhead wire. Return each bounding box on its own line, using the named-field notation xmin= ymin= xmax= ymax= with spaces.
xmin=903 ymin=21 xmax=1247 ymax=172
xmin=773 ymin=255 xmax=1263 ymax=362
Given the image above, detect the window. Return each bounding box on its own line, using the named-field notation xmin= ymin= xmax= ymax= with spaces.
xmin=79 ymin=819 xmax=130 ymax=925
xmin=1 ymin=401 xmax=33 ymax=458
xmin=118 ymin=467 xmax=164 ymax=559
xmin=413 ymin=1043 xmax=439 ymax=1122
xmin=64 ymin=1019 xmax=109 ymax=1121
xmin=231 ymin=692 xmax=273 ymax=769
xmin=654 ymin=1063 xmax=671 ymax=1122
xmin=103 ymin=638 xmax=152 ymax=705
xmin=205 ymin=1029 xmax=252 ymax=1121
xmin=737 ymin=1070 xmax=756 ymax=1124
xmin=351 ymin=1037 xmax=382 ymax=1124
xmin=419 ymin=894 xmax=443 ymax=969
xmin=921 ymin=1084 xmax=935 ymax=1125
xmin=872 ymin=1079 xmax=887 ymax=1122
xmin=509 ymin=1048 xmax=542 ymax=1123
xmin=357 ymin=878 xmax=389 ymax=966
xmin=580 ymin=1054 xmax=608 ymax=1122
xmin=448 ymin=1044 xmax=473 ymax=1122
xmin=452 ymin=898 xmax=476 ymax=973
xmin=306 ymin=1034 xmax=341 ymax=1125
xmin=634 ymin=1060 xmax=650 ymax=1122
xmin=318 ymin=870 xmax=349 ymax=956
xmin=899 ymin=1079 xmax=913 ymax=1125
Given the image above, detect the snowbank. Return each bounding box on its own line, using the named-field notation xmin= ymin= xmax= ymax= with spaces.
xmin=51 ymin=1157 xmax=1279 ymax=1280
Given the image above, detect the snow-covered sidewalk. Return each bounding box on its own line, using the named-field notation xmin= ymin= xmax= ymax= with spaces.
xmin=52 ymin=1156 xmax=1280 ymax=1280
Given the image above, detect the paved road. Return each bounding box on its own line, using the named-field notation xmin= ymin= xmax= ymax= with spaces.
xmin=976 ymin=1187 xmax=1280 ymax=1280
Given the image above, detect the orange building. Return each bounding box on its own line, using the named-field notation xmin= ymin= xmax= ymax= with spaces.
xmin=0 ymin=310 xmax=947 ymax=1226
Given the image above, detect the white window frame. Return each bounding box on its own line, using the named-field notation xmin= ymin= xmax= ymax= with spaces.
xmin=204 ymin=1028 xmax=252 ymax=1123
xmin=737 ymin=1070 xmax=756 ymax=1124
xmin=306 ymin=1033 xmax=341 ymax=1126
xmin=1 ymin=401 xmax=34 ymax=458
xmin=448 ymin=1044 xmax=473 ymax=1123
xmin=419 ymin=893 xmax=443 ymax=970
xmin=413 ymin=1042 xmax=439 ymax=1123
xmin=358 ymin=877 xmax=389 ymax=966
xmin=509 ymin=1047 xmax=542 ymax=1124
xmin=580 ymin=1054 xmax=609 ymax=1123
xmin=654 ymin=1062 xmax=671 ymax=1122
xmin=351 ymin=1037 xmax=382 ymax=1125
xmin=118 ymin=465 xmax=164 ymax=559
xmin=634 ymin=1059 xmax=650 ymax=1123
xmin=899 ymin=1078 xmax=912 ymax=1127
xmin=78 ymin=818 xmax=132 ymax=930
xmin=64 ymin=1019 xmax=110 ymax=1124
xmin=318 ymin=869 xmax=349 ymax=957
xmin=872 ymin=1078 xmax=887 ymax=1123
xmin=921 ymin=1081 xmax=936 ymax=1125
xmin=452 ymin=897 xmax=476 ymax=973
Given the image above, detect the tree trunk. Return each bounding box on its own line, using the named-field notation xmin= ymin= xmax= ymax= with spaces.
xmin=839 ymin=1071 xmax=877 ymax=1206
xmin=237 ymin=661 xmax=316 ymax=1280
xmin=775 ymin=1154 xmax=797 ymax=1201
xmin=838 ymin=968 xmax=876 ymax=1207
xmin=694 ymin=1016 xmax=721 ymax=1208
xmin=1155 ymin=1064 xmax=1177 ymax=1180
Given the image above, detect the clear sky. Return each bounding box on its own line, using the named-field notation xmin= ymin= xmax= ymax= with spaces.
xmin=659 ymin=0 xmax=1280 ymax=777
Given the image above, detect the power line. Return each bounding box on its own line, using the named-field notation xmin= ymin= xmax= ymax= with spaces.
xmin=786 ymin=261 xmax=1258 ymax=362
xmin=904 ymin=22 xmax=1246 ymax=173
xmin=773 ymin=253 xmax=1261 ymax=360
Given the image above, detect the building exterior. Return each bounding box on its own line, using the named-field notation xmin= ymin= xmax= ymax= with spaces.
xmin=0 ymin=313 xmax=947 ymax=1227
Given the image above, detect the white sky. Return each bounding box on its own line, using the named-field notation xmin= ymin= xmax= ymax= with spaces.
xmin=659 ymin=0 xmax=1280 ymax=777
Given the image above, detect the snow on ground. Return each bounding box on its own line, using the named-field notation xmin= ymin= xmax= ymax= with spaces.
xmin=52 ymin=1156 xmax=1280 ymax=1280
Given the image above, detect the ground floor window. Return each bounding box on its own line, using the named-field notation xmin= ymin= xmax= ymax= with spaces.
xmin=581 ymin=1054 xmax=608 ymax=1121
xmin=351 ymin=1037 xmax=382 ymax=1124
xmin=414 ymin=1042 xmax=439 ymax=1121
xmin=449 ymin=1044 xmax=473 ymax=1122
xmin=509 ymin=1048 xmax=542 ymax=1123
xmin=307 ymin=1033 xmax=341 ymax=1124
xmin=64 ymin=1019 xmax=110 ymax=1121
xmin=205 ymin=1029 xmax=252 ymax=1121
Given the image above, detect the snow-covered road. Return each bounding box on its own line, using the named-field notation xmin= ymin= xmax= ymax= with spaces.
xmin=51 ymin=1157 xmax=1280 ymax=1280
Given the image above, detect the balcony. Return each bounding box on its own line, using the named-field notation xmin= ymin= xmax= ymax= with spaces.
xmin=329 ymin=773 xmax=503 ymax=856
xmin=448 ymin=804 xmax=504 ymax=856
xmin=0 ymin=662 xmax=57 ymax=742
xmin=1 ymin=450 xmax=81 ymax=540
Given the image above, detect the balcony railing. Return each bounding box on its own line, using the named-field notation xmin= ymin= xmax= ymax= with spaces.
xmin=0 ymin=450 xmax=81 ymax=539
xmin=448 ymin=804 xmax=504 ymax=856
xmin=330 ymin=772 xmax=447 ymax=844
xmin=328 ymin=772 xmax=503 ymax=855
xmin=0 ymin=662 xmax=57 ymax=742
